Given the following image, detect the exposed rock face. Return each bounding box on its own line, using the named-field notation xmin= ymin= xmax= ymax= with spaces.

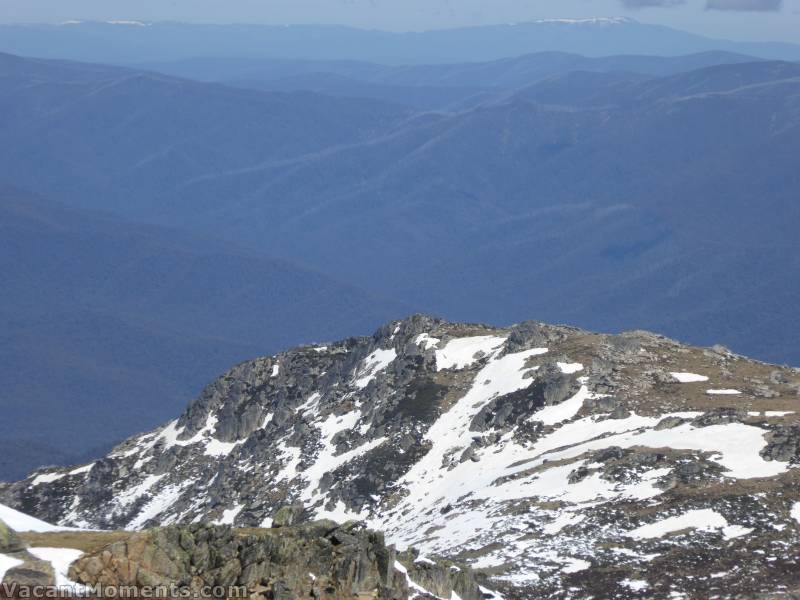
xmin=4 ymin=315 xmax=800 ymax=598
xmin=0 ymin=519 xmax=24 ymax=553
xmin=0 ymin=519 xmax=56 ymax=586
xmin=68 ymin=521 xmax=483 ymax=600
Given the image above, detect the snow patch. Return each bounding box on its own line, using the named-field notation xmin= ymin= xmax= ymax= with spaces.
xmin=671 ymin=372 xmax=709 ymax=383
xmin=621 ymin=579 xmax=649 ymax=591
xmin=557 ymin=362 xmax=584 ymax=374
xmin=354 ymin=349 xmax=397 ymax=389
xmin=415 ymin=333 xmax=441 ymax=350
xmin=542 ymin=512 xmax=585 ymax=535
xmin=27 ymin=547 xmax=87 ymax=588
xmin=31 ymin=472 xmax=66 ymax=486
xmin=625 ymin=509 xmax=750 ymax=540
xmin=435 ymin=336 xmax=510 ymax=371
xmin=213 ymin=504 xmax=243 ymax=525
xmin=204 ymin=438 xmax=242 ymax=457
xmin=127 ymin=482 xmax=193 ymax=530
xmin=706 ymin=389 xmax=742 ymax=395
xmin=115 ymin=474 xmax=166 ymax=508
xmin=791 ymin=502 xmax=800 ymax=525
xmin=561 ymin=557 xmax=591 ymax=573
xmin=0 ymin=503 xmax=66 ymax=533
xmin=533 ymin=385 xmax=597 ymax=426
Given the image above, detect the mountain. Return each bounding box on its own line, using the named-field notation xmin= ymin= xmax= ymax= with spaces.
xmin=1 ymin=20 xmax=800 ymax=65
xmin=0 ymin=51 xmax=413 ymax=215
xmin=4 ymin=315 xmax=800 ymax=598
xmin=0 ymin=188 xmax=404 ymax=482
xmin=143 ymin=50 xmax=761 ymax=90
xmin=2 ymin=53 xmax=800 ymax=368
xmin=140 ymin=51 xmax=760 ymax=111
xmin=149 ymin=61 xmax=800 ymax=366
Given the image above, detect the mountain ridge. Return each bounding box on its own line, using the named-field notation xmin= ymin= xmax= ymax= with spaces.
xmin=2 ymin=20 xmax=800 ymax=64
xmin=2 ymin=51 xmax=800 ymax=367
xmin=5 ymin=314 xmax=800 ymax=597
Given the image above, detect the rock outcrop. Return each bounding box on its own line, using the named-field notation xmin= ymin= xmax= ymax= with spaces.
xmin=4 ymin=315 xmax=800 ymax=598
xmin=69 ymin=521 xmax=484 ymax=600
xmin=0 ymin=519 xmax=56 ymax=586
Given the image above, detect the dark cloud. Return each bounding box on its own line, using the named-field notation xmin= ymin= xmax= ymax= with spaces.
xmin=621 ymin=0 xmax=686 ymax=7
xmin=706 ymin=0 xmax=782 ymax=10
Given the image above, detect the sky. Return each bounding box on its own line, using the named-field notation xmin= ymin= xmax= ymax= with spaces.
xmin=1 ymin=0 xmax=798 ymax=43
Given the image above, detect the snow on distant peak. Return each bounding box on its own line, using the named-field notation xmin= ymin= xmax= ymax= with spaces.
xmin=532 ymin=17 xmax=636 ymax=26
xmin=106 ymin=20 xmax=150 ymax=26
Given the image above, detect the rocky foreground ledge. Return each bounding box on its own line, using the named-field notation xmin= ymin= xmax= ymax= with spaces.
xmin=4 ymin=315 xmax=800 ymax=598
xmin=1 ymin=512 xmax=489 ymax=599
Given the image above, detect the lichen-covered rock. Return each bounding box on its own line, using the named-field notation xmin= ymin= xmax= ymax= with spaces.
xmin=0 ymin=520 xmax=56 ymax=587
xmin=3 ymin=562 xmax=56 ymax=587
xmin=761 ymin=425 xmax=800 ymax=463
xmin=0 ymin=519 xmax=24 ymax=553
xmin=271 ymin=505 xmax=305 ymax=528
xmin=68 ymin=522 xmax=485 ymax=600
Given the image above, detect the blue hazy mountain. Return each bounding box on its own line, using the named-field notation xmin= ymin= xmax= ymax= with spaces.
xmin=138 ymin=51 xmax=761 ymax=110
xmin=1 ymin=19 xmax=800 ymax=65
xmin=2 ymin=50 xmax=798 ymax=370
xmin=0 ymin=187 xmax=405 ymax=481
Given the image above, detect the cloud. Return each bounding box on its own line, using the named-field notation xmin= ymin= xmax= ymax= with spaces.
xmin=621 ymin=0 xmax=686 ymax=7
xmin=706 ymin=0 xmax=782 ymax=10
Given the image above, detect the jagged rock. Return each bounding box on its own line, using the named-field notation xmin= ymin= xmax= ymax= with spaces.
xmin=608 ymin=406 xmax=632 ymax=420
xmin=0 ymin=519 xmax=24 ymax=553
xmin=68 ymin=523 xmax=485 ymax=600
xmin=271 ymin=505 xmax=305 ymax=528
xmin=655 ymin=416 xmax=690 ymax=430
xmin=583 ymin=395 xmax=619 ymax=414
xmin=0 ymin=520 xmax=56 ymax=587
xmin=761 ymin=426 xmax=800 ymax=463
xmin=397 ymin=551 xmax=484 ymax=600
xmin=691 ymin=408 xmax=747 ymax=428
xmin=4 ymin=562 xmax=56 ymax=587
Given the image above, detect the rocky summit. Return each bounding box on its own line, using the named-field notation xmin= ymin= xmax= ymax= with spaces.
xmin=4 ymin=315 xmax=800 ymax=598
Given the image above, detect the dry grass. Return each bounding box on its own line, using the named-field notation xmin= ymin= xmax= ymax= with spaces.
xmin=19 ymin=531 xmax=130 ymax=553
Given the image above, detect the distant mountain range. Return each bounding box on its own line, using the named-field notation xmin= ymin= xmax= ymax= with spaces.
xmin=1 ymin=45 xmax=799 ymax=480
xmin=140 ymin=50 xmax=764 ymax=110
xmin=0 ymin=188 xmax=403 ymax=481
xmin=1 ymin=51 xmax=797 ymax=362
xmin=1 ymin=19 xmax=800 ymax=65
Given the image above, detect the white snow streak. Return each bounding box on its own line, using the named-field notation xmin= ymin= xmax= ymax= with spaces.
xmin=671 ymin=372 xmax=709 ymax=383
xmin=354 ymin=349 xmax=397 ymax=389
xmin=434 ymin=336 xmax=509 ymax=371
xmin=0 ymin=503 xmax=65 ymax=533
xmin=625 ymin=509 xmax=751 ymax=540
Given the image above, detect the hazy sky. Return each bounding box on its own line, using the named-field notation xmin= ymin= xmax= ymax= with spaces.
xmin=2 ymin=0 xmax=799 ymax=43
